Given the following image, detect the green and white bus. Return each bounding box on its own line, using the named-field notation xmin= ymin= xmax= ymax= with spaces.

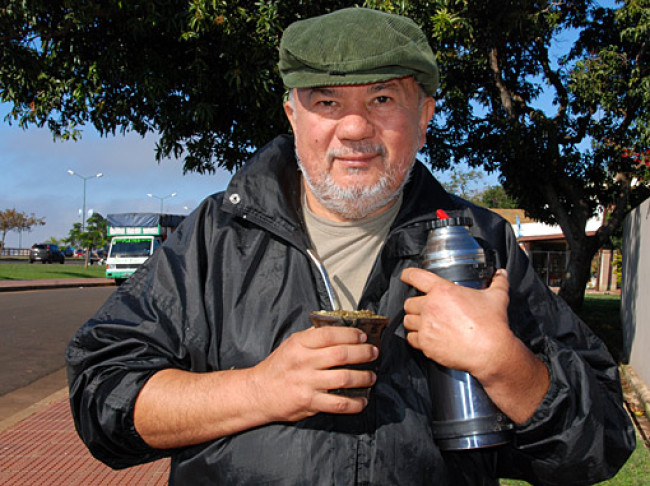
xmin=105 ymin=213 xmax=184 ymax=285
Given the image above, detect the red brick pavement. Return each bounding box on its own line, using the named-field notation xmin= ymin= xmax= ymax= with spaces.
xmin=0 ymin=395 xmax=170 ymax=485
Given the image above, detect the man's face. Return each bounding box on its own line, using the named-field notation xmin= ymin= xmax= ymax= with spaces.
xmin=284 ymin=77 xmax=436 ymax=221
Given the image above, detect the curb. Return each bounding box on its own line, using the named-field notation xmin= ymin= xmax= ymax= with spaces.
xmin=620 ymin=364 xmax=650 ymax=420
xmin=0 ymin=278 xmax=116 ymax=292
xmin=0 ymin=387 xmax=68 ymax=434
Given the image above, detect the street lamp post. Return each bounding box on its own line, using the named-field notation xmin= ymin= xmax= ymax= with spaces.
xmin=147 ymin=193 xmax=177 ymax=214
xmin=67 ymin=170 xmax=103 ymax=232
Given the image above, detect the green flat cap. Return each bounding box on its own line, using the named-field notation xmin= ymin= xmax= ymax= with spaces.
xmin=279 ymin=8 xmax=439 ymax=95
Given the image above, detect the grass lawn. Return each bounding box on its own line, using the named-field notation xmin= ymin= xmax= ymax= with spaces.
xmin=0 ymin=262 xmax=106 ymax=280
xmin=578 ymin=293 xmax=625 ymax=362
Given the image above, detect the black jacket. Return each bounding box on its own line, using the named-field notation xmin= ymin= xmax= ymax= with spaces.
xmin=67 ymin=135 xmax=635 ymax=485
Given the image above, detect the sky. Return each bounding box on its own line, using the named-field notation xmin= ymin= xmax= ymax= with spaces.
xmin=0 ymin=104 xmax=234 ymax=248
xmin=1 ymin=104 xmax=492 ymax=250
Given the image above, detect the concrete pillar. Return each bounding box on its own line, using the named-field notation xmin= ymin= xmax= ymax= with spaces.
xmin=598 ymin=249 xmax=613 ymax=292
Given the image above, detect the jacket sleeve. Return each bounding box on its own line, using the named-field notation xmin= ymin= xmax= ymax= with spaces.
xmin=66 ymin=200 xmax=219 ymax=469
xmin=487 ymin=215 xmax=636 ymax=485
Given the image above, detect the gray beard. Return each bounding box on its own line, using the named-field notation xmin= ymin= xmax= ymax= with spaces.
xmin=296 ymin=149 xmax=416 ymax=220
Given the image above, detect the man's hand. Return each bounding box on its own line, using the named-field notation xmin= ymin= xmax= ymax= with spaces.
xmin=401 ymin=267 xmax=514 ymax=380
xmin=251 ymin=326 xmax=378 ymax=422
xmin=134 ymin=326 xmax=378 ymax=449
xmin=400 ymin=267 xmax=549 ymax=424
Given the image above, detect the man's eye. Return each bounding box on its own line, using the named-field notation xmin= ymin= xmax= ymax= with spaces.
xmin=317 ymin=100 xmax=336 ymax=107
xmin=375 ymin=96 xmax=391 ymax=104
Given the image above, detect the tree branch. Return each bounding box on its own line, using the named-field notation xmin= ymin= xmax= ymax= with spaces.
xmin=635 ymin=39 xmax=648 ymax=73
xmin=488 ymin=47 xmax=517 ymax=120
xmin=613 ymin=40 xmax=647 ymax=138
xmin=561 ymin=111 xmax=594 ymax=145
xmin=594 ymin=176 xmax=631 ymax=246
xmin=534 ymin=38 xmax=568 ymax=121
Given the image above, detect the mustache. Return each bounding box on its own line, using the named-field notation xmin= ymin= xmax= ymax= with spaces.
xmin=326 ymin=143 xmax=386 ymax=162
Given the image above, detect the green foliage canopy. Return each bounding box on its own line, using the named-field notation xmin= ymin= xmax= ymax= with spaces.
xmin=65 ymin=212 xmax=108 ymax=251
xmin=479 ymin=185 xmax=519 ymax=209
xmin=365 ymin=0 xmax=649 ymax=308
xmin=2 ymin=0 xmax=648 ymax=308
xmin=0 ymin=0 xmax=360 ymax=172
xmin=0 ymin=208 xmax=46 ymax=248
xmin=439 ymin=166 xmax=485 ymax=200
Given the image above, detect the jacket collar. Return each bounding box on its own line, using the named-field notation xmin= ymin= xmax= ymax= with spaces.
xmin=222 ymin=135 xmax=304 ymax=239
xmin=221 ymin=135 xmax=459 ymax=242
xmin=394 ymin=160 xmax=459 ymax=229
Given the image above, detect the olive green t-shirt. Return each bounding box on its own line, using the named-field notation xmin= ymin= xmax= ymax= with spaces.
xmin=302 ymin=192 xmax=402 ymax=310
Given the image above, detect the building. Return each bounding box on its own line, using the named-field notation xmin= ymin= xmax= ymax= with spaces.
xmin=491 ymin=208 xmax=613 ymax=290
xmin=621 ymin=197 xmax=650 ymax=389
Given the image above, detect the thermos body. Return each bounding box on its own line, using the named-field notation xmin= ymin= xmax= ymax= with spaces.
xmin=420 ymin=216 xmax=512 ymax=450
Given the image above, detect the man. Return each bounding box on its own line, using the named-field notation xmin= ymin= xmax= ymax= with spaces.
xmin=67 ymin=8 xmax=635 ymax=484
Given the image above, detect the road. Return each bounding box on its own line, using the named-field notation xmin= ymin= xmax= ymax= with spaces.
xmin=0 ymin=286 xmax=115 ymax=396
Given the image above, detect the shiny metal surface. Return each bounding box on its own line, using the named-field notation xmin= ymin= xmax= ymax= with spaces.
xmin=420 ymin=225 xmax=486 ymax=270
xmin=428 ymin=364 xmax=512 ymax=449
xmin=306 ymin=249 xmax=341 ymax=311
xmin=420 ymin=217 xmax=512 ymax=450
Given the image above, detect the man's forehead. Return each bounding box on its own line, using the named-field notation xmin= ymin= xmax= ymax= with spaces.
xmin=299 ymin=77 xmax=416 ymax=96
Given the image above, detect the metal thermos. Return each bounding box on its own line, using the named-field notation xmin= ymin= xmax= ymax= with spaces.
xmin=420 ymin=214 xmax=512 ymax=450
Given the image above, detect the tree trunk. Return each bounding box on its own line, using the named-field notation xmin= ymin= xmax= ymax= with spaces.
xmin=558 ymin=238 xmax=598 ymax=312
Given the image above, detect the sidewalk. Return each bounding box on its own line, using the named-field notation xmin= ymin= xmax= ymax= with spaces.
xmin=0 ymin=278 xmax=170 ymax=484
xmin=0 ymin=388 xmax=170 ymax=485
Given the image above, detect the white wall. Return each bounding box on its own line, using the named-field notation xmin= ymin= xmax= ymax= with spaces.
xmin=621 ymin=197 xmax=650 ymax=385
xmin=514 ymin=217 xmax=602 ymax=238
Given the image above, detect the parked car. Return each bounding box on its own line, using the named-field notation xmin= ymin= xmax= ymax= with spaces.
xmin=29 ymin=244 xmax=65 ymax=264
xmin=63 ymin=247 xmax=75 ymax=257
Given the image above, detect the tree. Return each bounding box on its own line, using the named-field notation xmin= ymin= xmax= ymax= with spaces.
xmin=84 ymin=213 xmax=108 ymax=252
xmin=65 ymin=213 xmax=108 ymax=267
xmin=64 ymin=223 xmax=84 ymax=251
xmin=0 ymin=0 xmax=355 ymax=172
xmin=0 ymin=209 xmax=20 ymax=249
xmin=478 ymin=185 xmax=519 ymax=209
xmin=2 ymin=1 xmax=649 ymax=309
xmin=0 ymin=208 xmax=45 ymax=249
xmin=363 ymin=0 xmax=650 ymax=310
xmin=440 ymin=167 xmax=485 ymax=201
xmin=44 ymin=236 xmax=62 ymax=246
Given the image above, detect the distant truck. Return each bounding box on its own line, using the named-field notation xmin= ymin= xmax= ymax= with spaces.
xmin=105 ymin=213 xmax=185 ymax=284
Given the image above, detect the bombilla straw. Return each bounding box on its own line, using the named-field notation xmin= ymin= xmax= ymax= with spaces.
xmin=306 ymin=249 xmax=341 ymax=311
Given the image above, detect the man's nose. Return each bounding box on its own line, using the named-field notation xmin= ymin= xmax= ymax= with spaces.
xmin=335 ymin=109 xmax=375 ymax=141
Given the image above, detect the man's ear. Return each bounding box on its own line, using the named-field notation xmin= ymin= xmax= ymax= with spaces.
xmin=418 ymin=97 xmax=436 ymax=147
xmin=284 ymin=93 xmax=297 ymax=133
